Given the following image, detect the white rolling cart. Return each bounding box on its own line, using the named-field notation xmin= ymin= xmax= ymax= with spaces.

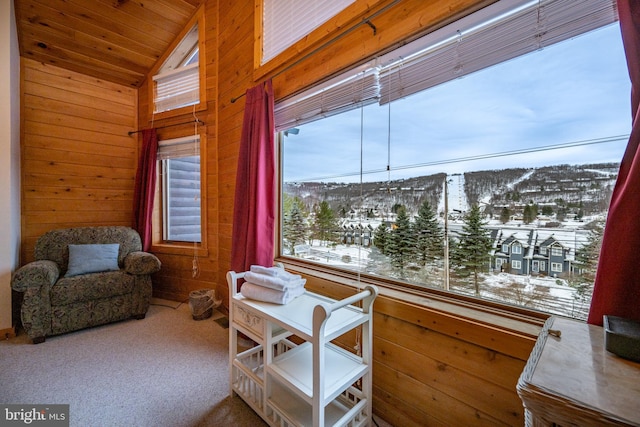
xmin=227 ymin=270 xmax=378 ymax=427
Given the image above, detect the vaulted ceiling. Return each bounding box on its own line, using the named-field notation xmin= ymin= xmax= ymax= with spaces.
xmin=14 ymin=0 xmax=204 ymax=88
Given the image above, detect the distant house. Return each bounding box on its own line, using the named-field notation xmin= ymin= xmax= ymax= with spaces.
xmin=490 ymin=227 xmax=579 ymax=277
xmin=340 ymin=222 xmax=374 ymax=247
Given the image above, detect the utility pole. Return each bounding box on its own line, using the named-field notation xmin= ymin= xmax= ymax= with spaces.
xmin=444 ymin=178 xmax=450 ymax=291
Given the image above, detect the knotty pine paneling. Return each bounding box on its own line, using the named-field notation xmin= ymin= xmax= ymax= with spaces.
xmin=16 ymin=0 xmax=201 ymax=87
xmin=214 ymin=0 xmax=256 ymax=306
xmin=136 ymin=0 xmax=220 ymax=304
xmin=213 ymin=0 xmax=533 ymax=425
xmin=133 ymin=0 xmax=538 ymax=425
xmin=20 ymin=58 xmax=137 ymax=263
xmin=302 ymin=273 xmax=532 ymax=425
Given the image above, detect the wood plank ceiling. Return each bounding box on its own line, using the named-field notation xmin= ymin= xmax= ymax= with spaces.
xmin=14 ymin=0 xmax=203 ymax=87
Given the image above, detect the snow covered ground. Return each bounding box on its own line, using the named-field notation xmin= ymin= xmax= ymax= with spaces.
xmin=290 ymin=172 xmax=597 ymax=320
xmin=294 ymin=238 xmax=590 ymax=320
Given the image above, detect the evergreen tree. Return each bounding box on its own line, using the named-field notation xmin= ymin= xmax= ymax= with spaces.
xmin=573 ymin=219 xmax=604 ymax=283
xmin=576 ymin=201 xmax=584 ymax=220
xmin=387 ymin=206 xmax=416 ymax=273
xmin=283 ymin=203 xmax=308 ymax=255
xmin=373 ymin=222 xmax=390 ymax=255
xmin=569 ymin=219 xmax=604 ymax=316
xmin=523 ymin=204 xmax=534 ymax=224
xmin=391 ymin=203 xmax=403 ymax=214
xmin=541 ymin=205 xmax=554 ymax=216
xmin=451 ymin=205 xmax=493 ymax=295
xmin=414 ymin=200 xmax=443 ymax=266
xmin=282 ymin=193 xmax=305 ymax=216
xmin=524 ymin=203 xmax=538 ymax=223
xmin=500 ymin=207 xmax=511 ymax=224
xmin=312 ymin=200 xmax=339 ymax=245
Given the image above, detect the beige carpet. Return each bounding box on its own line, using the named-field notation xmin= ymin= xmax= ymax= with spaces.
xmin=0 ymin=299 xmax=267 ymax=427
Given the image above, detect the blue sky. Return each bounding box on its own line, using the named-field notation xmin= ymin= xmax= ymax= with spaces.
xmin=282 ymin=22 xmax=631 ymax=184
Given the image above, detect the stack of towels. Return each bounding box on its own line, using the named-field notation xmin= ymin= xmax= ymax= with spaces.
xmin=241 ymin=265 xmax=307 ymax=305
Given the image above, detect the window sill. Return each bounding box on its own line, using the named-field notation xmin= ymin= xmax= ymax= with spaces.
xmin=276 ymin=258 xmax=548 ymax=359
xmin=151 ymin=242 xmax=208 ymax=258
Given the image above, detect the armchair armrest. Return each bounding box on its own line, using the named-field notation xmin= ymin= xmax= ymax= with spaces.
xmin=124 ymin=251 xmax=161 ymax=275
xmin=11 ymin=260 xmax=60 ymax=292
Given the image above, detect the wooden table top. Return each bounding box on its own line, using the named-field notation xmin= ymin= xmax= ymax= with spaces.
xmin=518 ymin=316 xmax=640 ymax=426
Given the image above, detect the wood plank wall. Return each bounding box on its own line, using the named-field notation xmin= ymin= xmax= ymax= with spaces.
xmin=210 ymin=0 xmax=538 ymax=425
xmin=293 ymin=273 xmax=537 ymax=426
xmin=20 ymin=58 xmax=137 ymax=263
xmin=135 ymin=0 xmax=220 ymax=302
xmin=17 ymin=0 xmax=540 ymax=424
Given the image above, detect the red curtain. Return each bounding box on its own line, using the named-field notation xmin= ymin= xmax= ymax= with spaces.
xmin=230 ymin=80 xmax=276 ymax=278
xmin=133 ymin=128 xmax=158 ymax=252
xmin=588 ymin=0 xmax=640 ymax=325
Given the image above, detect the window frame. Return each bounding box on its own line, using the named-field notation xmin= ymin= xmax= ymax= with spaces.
xmin=161 ymin=154 xmax=200 ymax=243
xmin=147 ymin=6 xmax=206 ymax=121
xmin=151 ymin=129 xmax=208 ymax=257
xmin=274 ymin=0 xmax=620 ymax=324
xmin=253 ymin=0 xmax=388 ymax=80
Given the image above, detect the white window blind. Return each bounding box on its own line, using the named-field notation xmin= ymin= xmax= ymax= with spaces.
xmin=274 ymin=66 xmax=380 ymax=132
xmin=275 ymin=0 xmax=617 ymax=129
xmin=159 ymin=136 xmax=201 ymax=243
xmin=157 ymin=135 xmax=200 ymax=160
xmin=153 ymin=63 xmax=200 ymax=113
xmin=378 ymin=0 xmax=618 ymax=104
xmin=262 ymin=0 xmax=355 ymax=64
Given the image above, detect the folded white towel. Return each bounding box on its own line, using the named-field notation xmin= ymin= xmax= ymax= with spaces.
xmin=240 ymin=282 xmax=305 ymax=305
xmin=249 ymin=265 xmax=300 ymax=280
xmin=244 ymin=271 xmax=306 ymax=291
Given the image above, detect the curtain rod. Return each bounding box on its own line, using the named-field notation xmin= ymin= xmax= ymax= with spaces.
xmin=128 ymin=119 xmax=205 ymax=136
xmin=230 ymin=0 xmax=401 ymax=104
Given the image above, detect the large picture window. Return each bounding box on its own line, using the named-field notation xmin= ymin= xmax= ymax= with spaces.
xmin=278 ymin=0 xmax=628 ymax=320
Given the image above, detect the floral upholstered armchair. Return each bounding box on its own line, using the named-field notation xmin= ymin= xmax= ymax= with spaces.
xmin=11 ymin=226 xmax=161 ymax=343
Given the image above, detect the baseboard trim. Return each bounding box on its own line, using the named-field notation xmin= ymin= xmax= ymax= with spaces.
xmin=1 ymin=326 xmax=16 ymax=339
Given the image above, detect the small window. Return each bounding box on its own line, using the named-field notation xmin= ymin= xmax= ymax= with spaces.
xmin=551 ymin=262 xmax=563 ymax=272
xmin=512 ymin=243 xmax=522 ymax=254
xmin=512 ymin=260 xmax=522 ymax=270
xmin=158 ymin=136 xmax=201 ymax=243
xmin=149 ymin=7 xmax=205 ymax=117
xmin=551 ymin=246 xmax=563 ymax=256
xmin=153 ymin=23 xmax=199 ymax=113
xmin=261 ymin=0 xmax=355 ymax=64
xmin=502 ymin=244 xmax=509 ymax=253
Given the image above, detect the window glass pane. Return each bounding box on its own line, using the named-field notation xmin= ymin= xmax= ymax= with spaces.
xmin=154 ymin=23 xmax=200 ymax=113
xmin=262 ymin=0 xmax=355 ymax=64
xmin=281 ymin=21 xmax=629 ymax=320
xmin=164 ymin=156 xmax=201 ymax=243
